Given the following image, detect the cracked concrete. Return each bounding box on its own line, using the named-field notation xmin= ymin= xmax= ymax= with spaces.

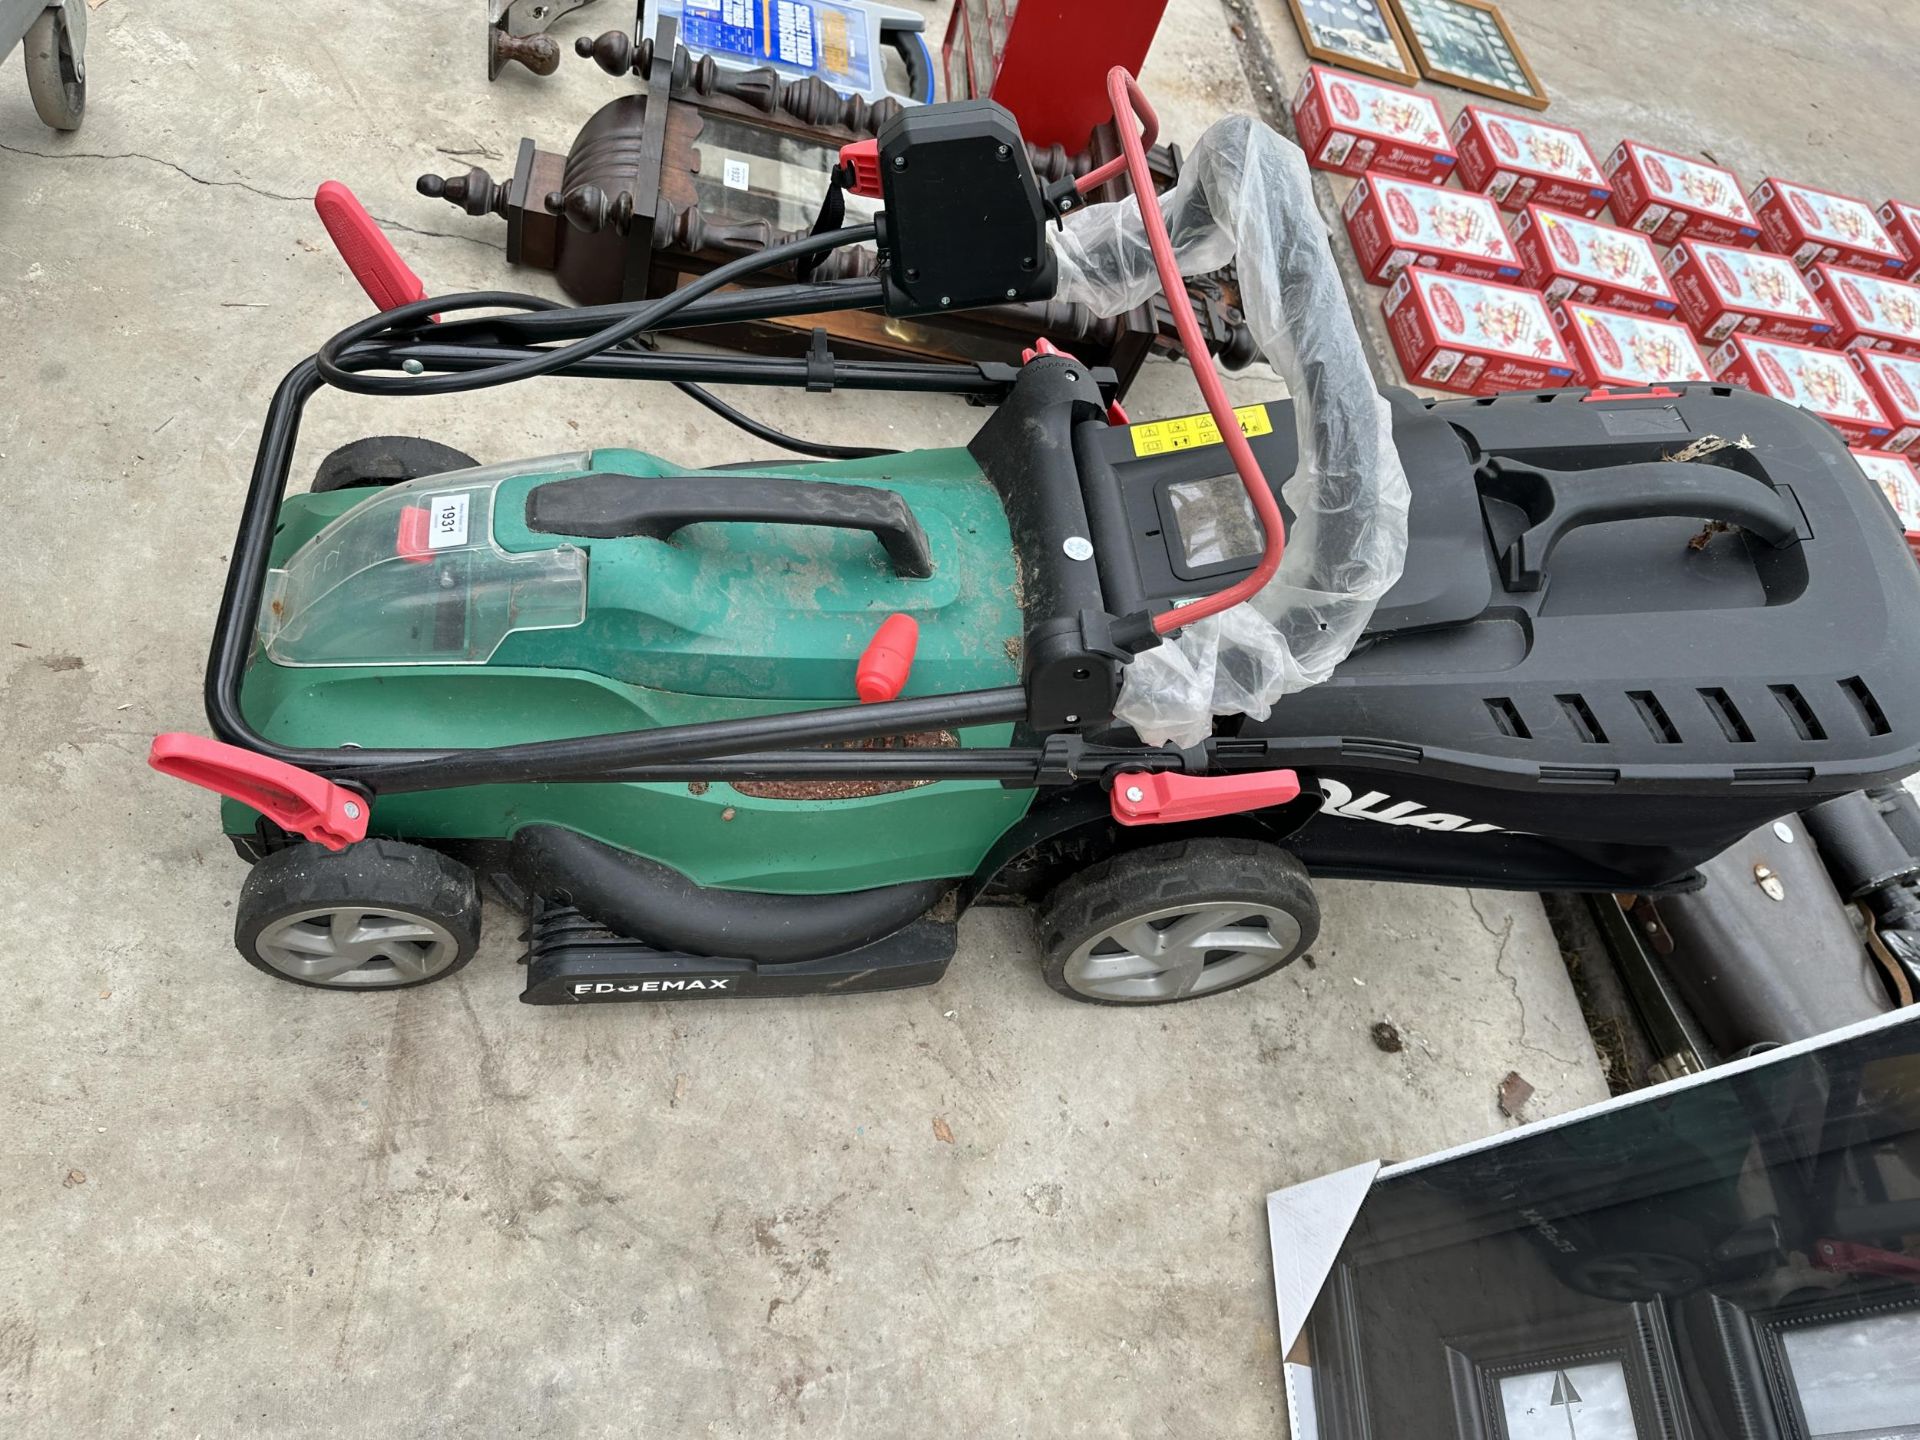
xmin=0 ymin=1 xmax=1608 ymax=1435
xmin=0 ymin=138 xmax=506 ymax=246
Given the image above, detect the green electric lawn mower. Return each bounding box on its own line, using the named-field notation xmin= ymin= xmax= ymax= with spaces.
xmin=152 ymin=74 xmax=1920 ymax=1006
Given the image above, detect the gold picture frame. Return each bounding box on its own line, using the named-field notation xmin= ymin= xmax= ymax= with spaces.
xmin=1387 ymin=0 xmax=1549 ymax=110
xmin=1283 ymin=0 xmax=1421 ymax=87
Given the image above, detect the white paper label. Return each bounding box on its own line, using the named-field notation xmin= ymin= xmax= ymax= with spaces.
xmin=427 ymin=493 xmax=470 ymax=550
xmin=722 ymin=157 xmax=750 ymax=191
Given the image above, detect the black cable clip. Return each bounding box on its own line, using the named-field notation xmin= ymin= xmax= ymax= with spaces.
xmin=804 ymin=328 xmax=836 ymax=394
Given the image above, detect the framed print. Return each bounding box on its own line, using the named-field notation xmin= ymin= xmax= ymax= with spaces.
xmin=1387 ymin=0 xmax=1549 ymax=110
xmin=1283 ymin=0 xmax=1421 ymax=86
xmin=1746 ymin=1290 xmax=1920 ymax=1439
xmin=1444 ymin=1307 xmax=1684 ymax=1440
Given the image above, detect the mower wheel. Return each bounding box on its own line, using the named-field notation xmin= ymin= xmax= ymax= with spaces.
xmin=234 ymin=841 xmax=481 ymax=991
xmin=311 ymin=436 xmax=480 ymax=493
xmin=1035 ymin=838 xmax=1317 ymax=1005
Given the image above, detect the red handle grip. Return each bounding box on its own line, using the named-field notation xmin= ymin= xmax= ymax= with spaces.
xmin=314 ymin=180 xmax=429 ymax=314
xmin=149 ymin=734 xmax=370 ymax=852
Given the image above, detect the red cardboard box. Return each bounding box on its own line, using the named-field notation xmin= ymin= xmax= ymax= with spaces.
xmin=1849 ymin=350 xmax=1920 ymax=453
xmin=1604 ymin=141 xmax=1760 ymax=247
xmin=1877 ymin=200 xmax=1920 ymax=282
xmin=1341 ymin=173 xmax=1523 ymax=286
xmin=1709 ymin=334 xmax=1893 ymax=446
xmin=1383 ymin=269 xmax=1578 ymax=395
xmin=1854 ymin=450 xmax=1920 ymax=559
xmin=1449 ymin=107 xmax=1610 ymax=218
xmin=1807 ymin=266 xmax=1920 ymax=359
xmin=1853 ymin=450 xmax=1920 ymax=559
xmin=1663 ymin=239 xmax=1834 ymax=346
xmin=1291 ymin=66 xmax=1455 ymax=182
xmin=1509 ymin=206 xmax=1678 ymax=316
xmin=1749 ymin=178 xmax=1906 ymax=275
xmin=1555 ymin=303 xmax=1713 ymax=388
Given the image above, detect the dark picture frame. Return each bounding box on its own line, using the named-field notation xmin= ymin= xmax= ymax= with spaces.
xmin=1283 ymin=0 xmax=1421 ymax=86
xmin=1387 ymin=0 xmax=1549 ymax=110
xmin=1733 ymin=1287 xmax=1920 ymax=1439
xmin=1444 ymin=1306 xmax=1686 ymax=1439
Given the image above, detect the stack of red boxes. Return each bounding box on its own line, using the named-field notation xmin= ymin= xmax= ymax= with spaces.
xmin=1850 ymin=351 xmax=1920 ymax=453
xmin=1555 ymin=304 xmax=1712 ymax=389
xmin=1291 ymin=66 xmax=1455 ymax=181
xmin=1664 ymin=240 xmax=1833 ymax=345
xmin=1806 ymin=267 xmax=1920 ymax=358
xmin=1383 ymin=269 xmax=1577 ymax=395
xmin=1509 ymin=205 xmax=1678 ymax=314
xmin=1852 ymin=450 xmax=1920 ymax=561
xmin=1604 ymin=142 xmax=1761 ymax=246
xmin=1709 ymin=335 xmax=1894 ymax=446
xmin=1749 ymin=178 xmax=1907 ymax=274
xmin=1449 ymin=107 xmax=1611 ymax=218
xmin=1310 ymin=83 xmax=1920 ymax=448
xmin=1342 ymin=173 xmax=1523 ymax=285
xmin=1877 ymin=200 xmax=1920 ymax=282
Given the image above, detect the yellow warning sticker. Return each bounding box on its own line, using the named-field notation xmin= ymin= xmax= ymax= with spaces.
xmin=1129 ymin=404 xmax=1273 ymax=457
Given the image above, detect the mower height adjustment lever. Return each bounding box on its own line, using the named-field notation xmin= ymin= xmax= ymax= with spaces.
xmin=1110 ymin=769 xmax=1303 ymax=827
xmin=148 ymin=735 xmax=369 ymax=852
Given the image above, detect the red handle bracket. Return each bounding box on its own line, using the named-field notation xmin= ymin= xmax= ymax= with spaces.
xmin=314 ymin=180 xmax=429 ymax=314
xmin=1110 ymin=769 xmax=1302 ymax=826
xmin=837 ymin=139 xmax=883 ymax=198
xmin=1583 ymin=385 xmax=1682 ymax=402
xmin=856 ymin=613 xmax=919 ymax=702
xmin=149 ymin=734 xmax=369 ymax=852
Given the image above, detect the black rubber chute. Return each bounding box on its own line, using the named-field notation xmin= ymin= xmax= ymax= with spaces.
xmin=510 ymin=824 xmax=951 ymax=963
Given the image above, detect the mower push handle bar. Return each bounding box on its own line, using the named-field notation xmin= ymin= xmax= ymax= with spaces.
xmin=525 ymin=472 xmax=935 ymax=579
xmin=1480 ymin=457 xmax=1802 ymax=593
xmin=342 ymin=686 xmax=1031 ymax=796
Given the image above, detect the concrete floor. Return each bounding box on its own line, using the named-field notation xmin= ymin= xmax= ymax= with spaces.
xmin=0 ymin=2 xmax=1633 ymax=1435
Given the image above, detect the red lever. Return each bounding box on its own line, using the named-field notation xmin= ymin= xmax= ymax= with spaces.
xmin=1811 ymin=1237 xmax=1920 ymax=1280
xmin=314 ymin=180 xmax=429 ymax=314
xmin=856 ymin=613 xmax=919 ymax=702
xmin=837 ymin=139 xmax=882 ymax=198
xmin=396 ymin=505 xmax=433 ymax=564
xmin=1110 ymin=769 xmax=1302 ymax=826
xmin=1583 ymin=385 xmax=1683 ymax=402
xmin=1022 ymin=337 xmax=1127 ymax=423
xmin=149 ymin=734 xmax=370 ymax=852
xmin=1021 ymin=336 xmax=1079 ymax=365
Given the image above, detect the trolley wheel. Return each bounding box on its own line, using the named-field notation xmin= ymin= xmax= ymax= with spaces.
xmin=24 ymin=7 xmax=85 ymax=132
xmin=1035 ymin=838 xmax=1318 ymax=1005
xmin=234 ymin=841 xmax=482 ymax=991
xmin=310 ymin=436 xmax=480 ymax=493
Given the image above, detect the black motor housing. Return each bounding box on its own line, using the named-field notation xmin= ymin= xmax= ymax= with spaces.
xmin=1090 ymin=384 xmax=1920 ymax=891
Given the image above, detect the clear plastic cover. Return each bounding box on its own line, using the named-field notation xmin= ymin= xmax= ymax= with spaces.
xmin=1054 ymin=115 xmax=1412 ymax=747
xmin=261 ymin=457 xmax=589 ymax=667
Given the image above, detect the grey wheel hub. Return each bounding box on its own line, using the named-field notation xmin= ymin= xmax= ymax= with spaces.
xmin=253 ymin=905 xmax=462 ymax=988
xmin=1063 ymin=901 xmax=1300 ymax=1002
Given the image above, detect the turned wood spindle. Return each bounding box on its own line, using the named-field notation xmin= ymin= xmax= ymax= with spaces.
xmin=416 ymin=167 xmax=509 ymax=218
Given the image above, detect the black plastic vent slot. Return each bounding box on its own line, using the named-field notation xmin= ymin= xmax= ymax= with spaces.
xmin=1732 ymin=766 xmax=1815 ymax=785
xmin=1485 ymin=698 xmax=1530 ymax=740
xmin=1840 ymin=676 xmax=1891 ymax=737
xmin=1340 ymin=738 xmax=1423 ymax=764
xmin=1628 ymin=691 xmax=1681 ymax=745
xmin=1699 ymin=688 xmax=1755 ymax=744
xmin=1538 ymin=765 xmax=1620 ymax=786
xmin=1770 ymin=684 xmax=1826 ymax=741
xmin=1556 ymin=694 xmax=1608 ymax=744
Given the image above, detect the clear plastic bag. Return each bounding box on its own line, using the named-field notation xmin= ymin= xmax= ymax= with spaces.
xmin=1053 ymin=114 xmax=1412 ymax=747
